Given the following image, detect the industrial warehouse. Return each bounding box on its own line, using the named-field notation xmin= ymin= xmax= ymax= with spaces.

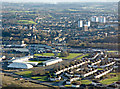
xmin=7 ymin=55 xmax=63 ymax=69
xmin=8 ymin=62 xmax=33 ymax=69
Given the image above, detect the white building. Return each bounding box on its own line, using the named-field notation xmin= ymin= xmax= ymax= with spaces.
xmin=92 ymin=80 xmax=101 ymax=86
xmin=8 ymin=62 xmax=33 ymax=69
xmin=66 ymin=77 xmax=80 ymax=85
xmin=70 ymin=77 xmax=80 ymax=82
xmin=91 ymin=16 xmax=106 ymax=23
xmin=95 ymin=68 xmax=113 ymax=79
xmin=8 ymin=55 xmax=33 ymax=63
xmin=100 ymin=61 xmax=115 ymax=68
xmin=65 ymin=72 xmax=74 ymax=77
xmin=90 ymin=53 xmax=100 ymax=60
xmin=78 ymin=20 xmax=83 ymax=27
xmin=14 ymin=48 xmax=29 ymax=53
xmin=115 ymin=81 xmax=120 ymax=88
xmin=42 ymin=58 xmax=62 ymax=66
xmin=83 ymin=69 xmax=98 ymax=77
xmin=72 ymin=83 xmax=80 ymax=88
xmin=49 ymin=76 xmax=61 ymax=81
xmin=98 ymin=16 xmax=106 ymax=23
xmin=86 ymin=21 xmax=91 ymax=27
xmin=91 ymin=16 xmax=99 ymax=22
xmin=91 ymin=59 xmax=101 ymax=66
xmin=66 ymin=79 xmax=72 ymax=85
xmin=25 ymin=62 xmax=39 ymax=66
xmin=0 ymin=56 xmax=6 ymax=61
xmin=54 ymin=60 xmax=90 ymax=75
xmin=84 ymin=24 xmax=88 ymax=31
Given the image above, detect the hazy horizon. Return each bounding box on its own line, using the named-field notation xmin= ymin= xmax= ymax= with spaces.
xmin=1 ymin=0 xmax=119 ymax=3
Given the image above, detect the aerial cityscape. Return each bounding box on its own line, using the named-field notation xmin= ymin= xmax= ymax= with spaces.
xmin=0 ymin=1 xmax=120 ymax=89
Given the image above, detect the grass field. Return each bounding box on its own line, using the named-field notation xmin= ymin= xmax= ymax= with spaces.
xmin=15 ymin=71 xmax=32 ymax=77
xmin=17 ymin=20 xmax=37 ymax=24
xmin=65 ymin=85 xmax=72 ymax=87
xmin=76 ymin=54 xmax=89 ymax=60
xmin=31 ymin=76 xmax=48 ymax=81
xmin=97 ymin=68 xmax=103 ymax=70
xmin=48 ymin=15 xmax=53 ymax=18
xmin=2 ymin=75 xmax=49 ymax=88
xmin=80 ymin=80 xmax=92 ymax=84
xmin=35 ymin=53 xmax=82 ymax=59
xmin=15 ymin=71 xmax=48 ymax=81
xmin=100 ymin=74 xmax=120 ymax=85
xmin=34 ymin=53 xmax=55 ymax=56
xmin=107 ymin=51 xmax=118 ymax=53
xmin=28 ymin=60 xmax=44 ymax=63
xmin=58 ymin=53 xmax=82 ymax=59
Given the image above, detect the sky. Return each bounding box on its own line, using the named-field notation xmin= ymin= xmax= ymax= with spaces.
xmin=1 ymin=0 xmax=120 ymax=3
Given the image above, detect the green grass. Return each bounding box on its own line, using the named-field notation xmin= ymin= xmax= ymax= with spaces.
xmin=108 ymin=73 xmax=117 ymax=75
xmin=34 ymin=53 xmax=82 ymax=59
xmin=65 ymin=85 xmax=72 ymax=87
xmin=31 ymin=76 xmax=41 ymax=79
xmin=17 ymin=20 xmax=37 ymax=24
xmin=100 ymin=74 xmax=120 ymax=85
xmin=28 ymin=61 xmax=44 ymax=63
xmin=48 ymin=15 xmax=53 ymax=18
xmin=107 ymin=51 xmax=118 ymax=53
xmin=76 ymin=54 xmax=89 ymax=60
xmin=80 ymin=80 xmax=92 ymax=84
xmin=31 ymin=76 xmax=48 ymax=81
xmin=15 ymin=71 xmax=32 ymax=77
xmin=34 ymin=53 xmax=55 ymax=56
xmin=58 ymin=53 xmax=82 ymax=59
xmin=106 ymin=72 xmax=120 ymax=76
xmin=97 ymin=68 xmax=103 ymax=70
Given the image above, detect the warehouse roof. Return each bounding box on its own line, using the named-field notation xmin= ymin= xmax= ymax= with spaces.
xmin=42 ymin=58 xmax=62 ymax=64
xmin=8 ymin=62 xmax=33 ymax=69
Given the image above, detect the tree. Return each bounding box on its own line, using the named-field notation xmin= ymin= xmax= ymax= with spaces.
xmin=60 ymin=51 xmax=69 ymax=57
xmin=54 ymin=52 xmax=58 ymax=57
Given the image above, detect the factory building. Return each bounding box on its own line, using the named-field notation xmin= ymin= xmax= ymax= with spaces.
xmin=8 ymin=62 xmax=33 ymax=69
xmin=8 ymin=55 xmax=33 ymax=63
xmin=42 ymin=58 xmax=63 ymax=66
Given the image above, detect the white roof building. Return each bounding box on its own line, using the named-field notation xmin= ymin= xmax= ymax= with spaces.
xmin=8 ymin=62 xmax=33 ymax=69
xmin=78 ymin=20 xmax=83 ymax=28
xmin=94 ymin=68 xmax=113 ymax=79
xmin=42 ymin=58 xmax=62 ymax=66
xmin=100 ymin=61 xmax=115 ymax=68
xmin=25 ymin=62 xmax=39 ymax=66
xmin=14 ymin=48 xmax=29 ymax=52
xmin=8 ymin=55 xmax=33 ymax=63
xmin=0 ymin=56 xmax=6 ymax=61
